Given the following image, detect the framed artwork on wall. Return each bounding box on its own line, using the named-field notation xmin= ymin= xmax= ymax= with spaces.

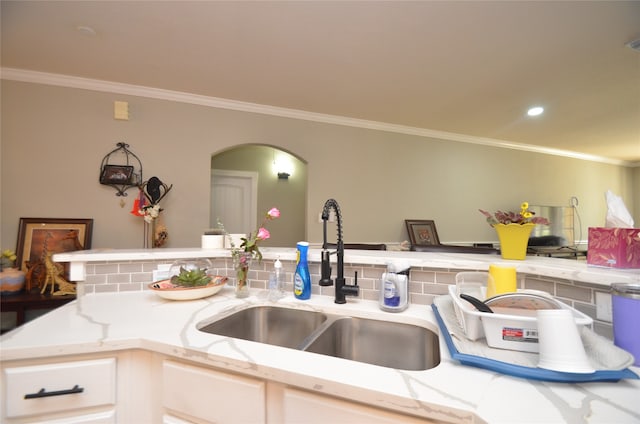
xmin=405 ymin=219 xmax=440 ymax=246
xmin=15 ymin=218 xmax=93 ymax=291
xmin=100 ymin=164 xmax=134 ymax=185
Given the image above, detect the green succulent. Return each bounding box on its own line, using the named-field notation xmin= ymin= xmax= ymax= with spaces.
xmin=170 ymin=266 xmax=212 ymax=287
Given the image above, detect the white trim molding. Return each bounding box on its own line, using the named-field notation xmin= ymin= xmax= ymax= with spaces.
xmin=2 ymin=67 xmax=636 ymax=167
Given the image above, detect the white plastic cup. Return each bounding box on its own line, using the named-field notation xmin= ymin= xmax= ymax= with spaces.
xmin=536 ymin=309 xmax=595 ymax=374
xmin=487 ymin=264 xmax=517 ymax=298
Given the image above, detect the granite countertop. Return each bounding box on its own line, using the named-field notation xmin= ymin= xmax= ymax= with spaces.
xmin=2 ymin=286 xmax=639 ymax=423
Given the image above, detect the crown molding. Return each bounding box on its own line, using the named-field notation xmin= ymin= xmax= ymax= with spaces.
xmin=2 ymin=67 xmax=635 ymax=167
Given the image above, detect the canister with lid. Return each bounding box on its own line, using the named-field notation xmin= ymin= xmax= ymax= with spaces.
xmin=611 ymin=283 xmax=640 ymax=366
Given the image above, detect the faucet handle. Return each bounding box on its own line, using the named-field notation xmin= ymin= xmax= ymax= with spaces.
xmin=343 ymin=271 xmax=359 ymax=296
xmin=341 ymin=285 xmax=359 ymax=296
xmin=319 ymin=250 xmax=333 ymax=286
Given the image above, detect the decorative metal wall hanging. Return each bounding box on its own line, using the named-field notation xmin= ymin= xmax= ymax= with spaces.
xmin=140 ymin=176 xmax=172 ymax=206
xmin=137 ymin=177 xmax=173 ymax=248
xmin=99 ymin=142 xmax=143 ymax=197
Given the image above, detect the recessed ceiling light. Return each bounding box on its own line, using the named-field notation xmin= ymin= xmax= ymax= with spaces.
xmin=527 ymin=106 xmax=544 ymax=117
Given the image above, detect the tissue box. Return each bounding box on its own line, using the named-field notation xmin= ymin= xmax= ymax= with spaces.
xmin=587 ymin=227 xmax=640 ymax=269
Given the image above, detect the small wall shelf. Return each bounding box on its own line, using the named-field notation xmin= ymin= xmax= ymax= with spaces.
xmin=99 ymin=142 xmax=143 ymax=196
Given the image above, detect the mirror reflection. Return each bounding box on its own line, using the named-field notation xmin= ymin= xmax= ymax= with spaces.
xmin=211 ymin=145 xmax=307 ymax=247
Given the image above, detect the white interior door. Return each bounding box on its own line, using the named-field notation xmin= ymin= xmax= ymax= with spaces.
xmin=210 ymin=170 xmax=258 ymax=234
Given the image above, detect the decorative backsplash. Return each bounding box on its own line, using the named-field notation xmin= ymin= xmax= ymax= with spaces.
xmin=82 ymin=258 xmax=614 ymax=340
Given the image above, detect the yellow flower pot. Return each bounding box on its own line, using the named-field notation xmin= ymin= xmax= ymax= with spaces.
xmin=494 ymin=223 xmax=535 ymax=260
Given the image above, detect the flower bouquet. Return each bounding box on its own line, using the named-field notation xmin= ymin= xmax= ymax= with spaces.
xmin=224 ymin=207 xmax=280 ymax=297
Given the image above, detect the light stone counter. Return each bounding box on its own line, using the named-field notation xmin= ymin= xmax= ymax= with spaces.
xmin=2 ymin=281 xmax=639 ymax=422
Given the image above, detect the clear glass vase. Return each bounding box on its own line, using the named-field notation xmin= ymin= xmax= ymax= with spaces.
xmin=233 ymin=252 xmax=253 ymax=298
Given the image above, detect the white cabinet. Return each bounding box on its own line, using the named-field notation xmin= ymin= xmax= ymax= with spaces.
xmin=2 ymin=357 xmax=116 ymax=423
xmin=281 ymin=387 xmax=435 ymax=424
xmin=3 ymin=351 xmax=431 ymax=423
xmin=162 ymin=359 xmax=266 ymax=423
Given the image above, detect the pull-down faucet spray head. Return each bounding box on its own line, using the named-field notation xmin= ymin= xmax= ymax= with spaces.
xmin=319 ymin=250 xmax=333 ymax=286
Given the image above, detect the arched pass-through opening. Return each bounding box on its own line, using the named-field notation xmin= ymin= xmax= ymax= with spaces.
xmin=211 ymin=145 xmax=307 ymax=247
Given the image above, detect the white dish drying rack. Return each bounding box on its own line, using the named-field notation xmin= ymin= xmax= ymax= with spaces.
xmin=448 ymin=285 xmax=593 ymax=353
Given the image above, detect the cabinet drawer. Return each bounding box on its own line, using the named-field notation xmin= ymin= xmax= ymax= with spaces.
xmin=4 ymin=358 xmax=116 ymax=418
xmin=282 ymin=387 xmax=433 ymax=424
xmin=163 ymin=360 xmax=265 ymax=423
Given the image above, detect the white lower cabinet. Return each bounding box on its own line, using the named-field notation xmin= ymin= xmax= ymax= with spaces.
xmin=162 ymin=359 xmax=266 ymax=423
xmin=2 ymin=357 xmax=117 ymax=423
xmin=280 ymin=387 xmax=435 ymax=423
xmin=25 ymin=410 xmax=116 ymax=424
xmin=3 ymin=351 xmax=431 ymax=423
xmin=162 ymin=413 xmax=202 ymax=424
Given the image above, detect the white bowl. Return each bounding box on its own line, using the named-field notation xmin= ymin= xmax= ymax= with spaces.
xmin=148 ymin=276 xmax=227 ymax=300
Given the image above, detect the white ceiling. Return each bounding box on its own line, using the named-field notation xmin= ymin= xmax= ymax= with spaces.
xmin=2 ymin=1 xmax=639 ymax=164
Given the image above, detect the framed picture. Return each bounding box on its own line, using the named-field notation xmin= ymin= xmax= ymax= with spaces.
xmin=405 ymin=219 xmax=440 ymax=246
xmin=100 ymin=164 xmax=134 ymax=185
xmin=15 ymin=218 xmax=93 ymax=291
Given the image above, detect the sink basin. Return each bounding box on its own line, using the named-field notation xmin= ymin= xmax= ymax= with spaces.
xmin=303 ymin=317 xmax=440 ymax=371
xmin=197 ymin=305 xmax=440 ymax=371
xmin=198 ymin=306 xmax=328 ymax=349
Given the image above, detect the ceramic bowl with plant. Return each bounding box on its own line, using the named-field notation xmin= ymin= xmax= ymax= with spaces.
xmin=148 ymin=259 xmax=227 ymax=300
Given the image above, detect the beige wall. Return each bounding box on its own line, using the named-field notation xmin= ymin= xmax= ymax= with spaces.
xmin=1 ymin=80 xmax=636 ymax=250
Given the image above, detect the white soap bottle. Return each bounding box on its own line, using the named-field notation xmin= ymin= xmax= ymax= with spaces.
xmin=268 ymin=257 xmax=285 ymax=301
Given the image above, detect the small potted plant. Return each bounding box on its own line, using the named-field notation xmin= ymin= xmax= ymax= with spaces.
xmin=479 ymin=202 xmax=550 ymax=260
xmin=148 ymin=259 xmax=227 ymax=300
xmin=170 ymin=266 xmax=212 ymax=287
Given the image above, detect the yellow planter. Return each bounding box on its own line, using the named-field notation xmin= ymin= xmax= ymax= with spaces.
xmin=494 ymin=223 xmax=535 ymax=260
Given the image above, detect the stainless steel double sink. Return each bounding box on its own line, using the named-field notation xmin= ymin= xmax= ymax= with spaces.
xmin=197 ymin=305 xmax=440 ymax=371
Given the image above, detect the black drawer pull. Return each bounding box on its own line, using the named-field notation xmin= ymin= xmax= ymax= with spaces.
xmin=24 ymin=384 xmax=84 ymax=399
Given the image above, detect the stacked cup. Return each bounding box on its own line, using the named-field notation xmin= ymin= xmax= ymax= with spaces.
xmin=536 ymin=309 xmax=595 ymax=373
xmin=486 ymin=264 xmax=517 ymax=298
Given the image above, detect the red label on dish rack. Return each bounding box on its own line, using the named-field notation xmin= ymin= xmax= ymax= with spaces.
xmin=502 ymin=327 xmax=538 ymax=343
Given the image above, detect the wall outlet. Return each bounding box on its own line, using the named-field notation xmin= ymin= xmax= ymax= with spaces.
xmin=152 ymin=263 xmax=172 ymax=282
xmin=595 ymin=291 xmax=613 ymax=322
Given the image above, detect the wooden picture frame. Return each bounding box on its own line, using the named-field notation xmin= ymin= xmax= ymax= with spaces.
xmin=405 ymin=219 xmax=440 ymax=246
xmin=100 ymin=164 xmax=134 ymax=185
xmin=15 ymin=218 xmax=93 ymax=291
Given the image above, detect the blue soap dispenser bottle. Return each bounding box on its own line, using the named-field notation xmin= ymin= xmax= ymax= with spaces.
xmin=293 ymin=241 xmax=311 ymax=300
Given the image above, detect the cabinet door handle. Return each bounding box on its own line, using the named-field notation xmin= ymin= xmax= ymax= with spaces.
xmin=24 ymin=384 xmax=84 ymax=399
